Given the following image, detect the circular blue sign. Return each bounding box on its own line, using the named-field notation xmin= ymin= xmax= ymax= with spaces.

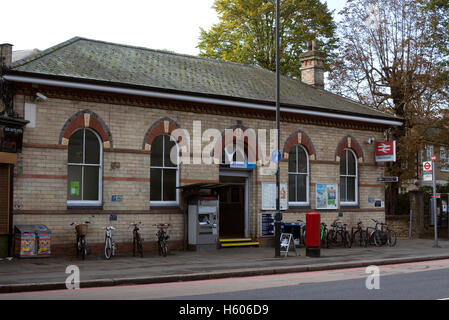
xmin=271 ymin=150 xmax=282 ymax=163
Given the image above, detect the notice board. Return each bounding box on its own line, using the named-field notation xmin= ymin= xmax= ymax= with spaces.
xmin=261 ymin=182 xmax=288 ymax=210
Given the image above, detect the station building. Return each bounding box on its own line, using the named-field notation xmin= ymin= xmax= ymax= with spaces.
xmin=0 ymin=37 xmax=402 ymax=255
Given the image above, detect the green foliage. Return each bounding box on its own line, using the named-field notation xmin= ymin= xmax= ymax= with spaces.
xmin=197 ymin=0 xmax=338 ymax=78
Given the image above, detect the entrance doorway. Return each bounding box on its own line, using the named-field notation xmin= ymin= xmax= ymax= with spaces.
xmin=218 ymin=175 xmax=247 ymax=238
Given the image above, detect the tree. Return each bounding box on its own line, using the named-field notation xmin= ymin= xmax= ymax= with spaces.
xmin=422 ymin=0 xmax=449 ymax=56
xmin=327 ymin=0 xmax=449 ymax=215
xmin=197 ymin=0 xmax=338 ymax=78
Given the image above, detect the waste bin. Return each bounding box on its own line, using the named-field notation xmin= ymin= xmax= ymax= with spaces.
xmin=281 ymin=222 xmax=303 ymax=248
xmin=14 ymin=225 xmax=52 ymax=258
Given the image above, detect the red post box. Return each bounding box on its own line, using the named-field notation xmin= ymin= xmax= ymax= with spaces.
xmin=306 ymin=212 xmax=321 ymax=257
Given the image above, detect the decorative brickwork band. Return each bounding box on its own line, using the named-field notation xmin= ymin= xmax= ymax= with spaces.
xmin=335 ymin=135 xmax=364 ymax=162
xmin=59 ymin=109 xmax=113 ymax=148
xmin=283 ymin=130 xmax=316 ymax=160
xmin=142 ymin=117 xmax=183 ymax=151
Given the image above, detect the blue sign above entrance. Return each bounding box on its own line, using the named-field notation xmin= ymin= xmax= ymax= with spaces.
xmin=230 ymin=162 xmax=255 ymax=169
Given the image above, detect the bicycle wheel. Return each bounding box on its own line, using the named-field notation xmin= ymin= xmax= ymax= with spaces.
xmin=373 ymin=230 xmax=382 ymax=247
xmin=133 ymin=238 xmax=136 ymax=257
xmin=327 ymin=229 xmax=336 ymax=247
xmin=387 ymin=229 xmax=397 ymax=247
xmin=135 ymin=233 xmax=143 ymax=257
xmin=161 ymin=240 xmax=168 ymax=257
xmin=80 ymin=237 xmax=86 ymax=260
xmin=344 ymin=231 xmax=352 ymax=248
xmin=76 ymin=236 xmax=81 ymax=257
xmin=360 ymin=229 xmax=368 ymax=247
xmin=105 ymin=237 xmax=112 ymax=260
xmin=137 ymin=240 xmax=143 ymax=257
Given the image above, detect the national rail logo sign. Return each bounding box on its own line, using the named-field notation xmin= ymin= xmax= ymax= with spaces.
xmin=375 ymin=141 xmax=396 ymax=162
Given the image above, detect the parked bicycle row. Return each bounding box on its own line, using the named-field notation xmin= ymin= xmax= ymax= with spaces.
xmin=291 ymin=219 xmax=397 ymax=248
xmin=69 ymin=221 xmax=170 ymax=260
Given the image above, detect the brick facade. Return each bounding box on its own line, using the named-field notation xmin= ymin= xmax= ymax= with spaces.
xmin=10 ymin=86 xmax=388 ymax=254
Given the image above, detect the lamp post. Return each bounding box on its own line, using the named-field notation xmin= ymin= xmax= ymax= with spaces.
xmin=274 ymin=0 xmax=282 ymax=258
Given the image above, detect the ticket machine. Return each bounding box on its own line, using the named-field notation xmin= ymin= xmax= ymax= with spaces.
xmin=188 ymin=196 xmax=219 ymax=251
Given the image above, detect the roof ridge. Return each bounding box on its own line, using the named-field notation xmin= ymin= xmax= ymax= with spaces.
xmin=73 ymin=36 xmax=264 ymax=70
xmin=8 ymin=37 xmax=82 ymax=69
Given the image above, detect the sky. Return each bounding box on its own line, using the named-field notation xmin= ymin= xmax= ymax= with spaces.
xmin=1 ymin=0 xmax=346 ymax=56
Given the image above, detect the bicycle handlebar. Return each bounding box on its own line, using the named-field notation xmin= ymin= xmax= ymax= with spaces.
xmin=129 ymin=222 xmax=142 ymax=226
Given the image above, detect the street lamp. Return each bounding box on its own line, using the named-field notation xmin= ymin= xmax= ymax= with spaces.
xmin=274 ymin=0 xmax=282 ymax=258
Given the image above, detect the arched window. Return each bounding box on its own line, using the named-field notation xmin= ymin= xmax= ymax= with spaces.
xmin=67 ymin=128 xmax=102 ymax=206
xmin=150 ymin=134 xmax=179 ymax=205
xmin=340 ymin=148 xmax=358 ymax=205
xmin=288 ymin=145 xmax=309 ymax=205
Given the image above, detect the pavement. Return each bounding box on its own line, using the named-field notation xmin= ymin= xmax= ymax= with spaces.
xmin=1 ymin=238 xmax=449 ymax=294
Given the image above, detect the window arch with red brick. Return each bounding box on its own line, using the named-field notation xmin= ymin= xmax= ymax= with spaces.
xmin=59 ymin=109 xmax=113 ymax=149
xmin=283 ymin=130 xmax=316 ymax=160
xmin=334 ymin=135 xmax=364 ymax=163
xmin=142 ymin=117 xmax=185 ymax=152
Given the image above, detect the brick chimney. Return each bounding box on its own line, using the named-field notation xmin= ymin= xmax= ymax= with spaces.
xmin=0 ymin=43 xmax=13 ymax=67
xmin=300 ymin=40 xmax=325 ymax=89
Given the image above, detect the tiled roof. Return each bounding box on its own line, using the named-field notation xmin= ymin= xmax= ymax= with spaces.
xmin=8 ymin=37 xmax=399 ymax=120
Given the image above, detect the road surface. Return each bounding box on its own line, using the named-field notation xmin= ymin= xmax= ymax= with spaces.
xmin=2 ymin=259 xmax=449 ymax=300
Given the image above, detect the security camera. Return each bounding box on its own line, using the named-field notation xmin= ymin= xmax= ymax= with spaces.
xmin=35 ymin=92 xmax=48 ymax=101
xmin=367 ymin=137 xmax=375 ymax=144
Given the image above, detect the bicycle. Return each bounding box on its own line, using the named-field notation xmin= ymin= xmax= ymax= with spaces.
xmin=104 ymin=225 xmax=117 ymax=260
xmin=351 ymin=220 xmax=368 ymax=247
xmin=130 ymin=222 xmax=144 ymax=257
xmin=369 ymin=219 xmax=397 ymax=247
xmin=70 ymin=221 xmax=90 ymax=260
xmin=327 ymin=219 xmax=351 ymax=248
xmin=154 ymin=224 xmax=170 ymax=257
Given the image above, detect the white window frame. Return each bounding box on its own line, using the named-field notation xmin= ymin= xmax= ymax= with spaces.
xmin=67 ymin=128 xmax=103 ymax=207
xmin=149 ymin=134 xmax=179 ymax=207
xmin=288 ymin=145 xmax=310 ymax=207
xmin=440 ymin=146 xmax=449 ymax=172
xmin=340 ymin=148 xmax=358 ymax=206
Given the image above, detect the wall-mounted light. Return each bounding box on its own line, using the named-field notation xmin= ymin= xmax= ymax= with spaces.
xmin=35 ymin=92 xmax=47 ymax=101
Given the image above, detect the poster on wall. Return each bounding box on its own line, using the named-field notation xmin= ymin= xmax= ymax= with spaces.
xmin=316 ymin=184 xmax=338 ymax=209
xmin=261 ymin=182 xmax=288 ymax=210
